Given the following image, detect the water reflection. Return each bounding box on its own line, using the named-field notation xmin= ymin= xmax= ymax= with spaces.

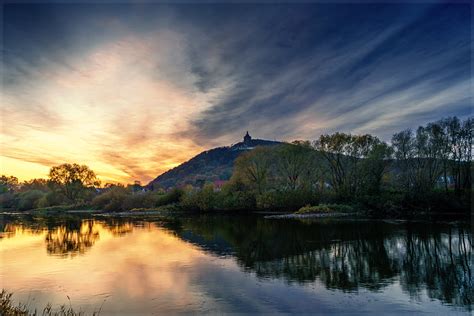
xmin=168 ymin=216 xmax=473 ymax=310
xmin=2 ymin=215 xmax=135 ymax=257
xmin=0 ymin=214 xmax=472 ymax=313
xmin=45 ymin=221 xmax=99 ymax=257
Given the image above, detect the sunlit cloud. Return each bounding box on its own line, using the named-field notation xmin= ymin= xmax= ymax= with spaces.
xmin=1 ymin=27 xmax=229 ymax=183
xmin=1 ymin=3 xmax=470 ymax=183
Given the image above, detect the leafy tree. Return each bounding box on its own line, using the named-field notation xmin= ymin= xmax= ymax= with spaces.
xmin=313 ymin=133 xmax=353 ymax=196
xmin=0 ymin=175 xmax=19 ymax=193
xmin=276 ymin=143 xmax=316 ymax=190
xmin=17 ymin=190 xmax=45 ymax=211
xmin=20 ymin=178 xmax=50 ymax=192
xmin=233 ymin=147 xmax=273 ymax=194
xmin=181 ymin=183 xmax=216 ymax=211
xmin=358 ymin=142 xmax=393 ymax=194
xmin=314 ymin=133 xmax=388 ymax=196
xmin=49 ymin=163 xmax=100 ymax=202
xmin=91 ymin=185 xmax=128 ymax=212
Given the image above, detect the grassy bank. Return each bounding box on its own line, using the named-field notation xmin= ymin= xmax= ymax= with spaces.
xmin=0 ymin=290 xmax=101 ymax=316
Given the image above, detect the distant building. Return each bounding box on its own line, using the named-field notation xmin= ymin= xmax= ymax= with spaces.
xmin=244 ymin=131 xmax=252 ymax=144
xmin=232 ymin=131 xmax=255 ymax=150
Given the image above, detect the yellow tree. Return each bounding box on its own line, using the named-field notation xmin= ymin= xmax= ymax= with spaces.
xmin=49 ymin=163 xmax=100 ymax=202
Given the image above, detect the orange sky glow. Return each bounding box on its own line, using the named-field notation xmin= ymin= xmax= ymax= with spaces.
xmin=2 ymin=4 xmax=470 ymax=185
xmin=1 ymin=35 xmax=230 ymax=184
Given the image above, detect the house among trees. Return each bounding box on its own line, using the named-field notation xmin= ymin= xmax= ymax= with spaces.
xmin=213 ymin=180 xmax=227 ymax=191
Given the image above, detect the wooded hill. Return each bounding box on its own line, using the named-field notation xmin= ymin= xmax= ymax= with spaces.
xmin=147 ymin=138 xmax=281 ymax=189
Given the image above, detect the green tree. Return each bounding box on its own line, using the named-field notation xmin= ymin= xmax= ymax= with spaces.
xmin=313 ymin=133 xmax=353 ymax=195
xmin=314 ymin=133 xmax=387 ymax=196
xmin=276 ymin=143 xmax=315 ymax=190
xmin=0 ymin=175 xmax=19 ymax=193
xmin=181 ymin=183 xmax=216 ymax=211
xmin=358 ymin=142 xmax=392 ymax=194
xmin=20 ymin=178 xmax=50 ymax=192
xmin=91 ymin=185 xmax=128 ymax=212
xmin=233 ymin=147 xmax=273 ymax=194
xmin=17 ymin=190 xmax=45 ymax=211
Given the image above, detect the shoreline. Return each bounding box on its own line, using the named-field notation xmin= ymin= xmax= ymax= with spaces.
xmin=0 ymin=209 xmax=469 ymax=223
xmin=264 ymin=212 xmax=355 ymax=219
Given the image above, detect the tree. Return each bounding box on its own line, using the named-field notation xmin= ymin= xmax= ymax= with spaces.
xmin=313 ymin=133 xmax=353 ymax=195
xmin=49 ymin=163 xmax=100 ymax=202
xmin=411 ymin=125 xmax=444 ymax=193
xmin=91 ymin=185 xmax=128 ymax=212
xmin=458 ymin=117 xmax=473 ymax=193
xmin=314 ymin=133 xmax=388 ymax=196
xmin=233 ymin=147 xmax=273 ymax=194
xmin=20 ymin=178 xmax=50 ymax=192
xmin=276 ymin=143 xmax=314 ymax=190
xmin=0 ymin=175 xmax=19 ymax=193
xmin=358 ymin=142 xmax=393 ymax=194
xmin=391 ymin=130 xmax=414 ymax=195
xmin=17 ymin=190 xmax=45 ymax=211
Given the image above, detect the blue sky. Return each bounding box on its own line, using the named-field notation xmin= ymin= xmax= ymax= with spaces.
xmin=1 ymin=2 xmax=471 ymax=182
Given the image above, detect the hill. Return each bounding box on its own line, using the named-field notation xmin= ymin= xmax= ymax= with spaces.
xmin=148 ymin=132 xmax=281 ymax=189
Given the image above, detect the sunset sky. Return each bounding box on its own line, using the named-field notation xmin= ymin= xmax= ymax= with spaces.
xmin=1 ymin=2 xmax=471 ymax=184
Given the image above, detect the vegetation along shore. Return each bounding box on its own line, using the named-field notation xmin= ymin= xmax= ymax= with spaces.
xmin=1 ymin=116 xmax=471 ymax=220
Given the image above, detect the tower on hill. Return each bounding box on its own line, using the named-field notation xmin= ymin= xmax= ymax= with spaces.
xmin=244 ymin=131 xmax=252 ymax=143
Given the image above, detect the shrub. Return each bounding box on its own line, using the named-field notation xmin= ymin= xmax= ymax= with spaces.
xmin=214 ymin=190 xmax=256 ymax=210
xmin=180 ymin=184 xmax=216 ymax=211
xmin=295 ymin=203 xmax=354 ymax=214
xmin=91 ymin=187 xmax=128 ymax=212
xmin=256 ymin=189 xmax=318 ymax=211
xmin=34 ymin=191 xmax=67 ymax=208
xmin=0 ymin=193 xmax=16 ymax=210
xmin=122 ymin=192 xmax=150 ymax=210
xmin=17 ymin=190 xmax=45 ymax=211
xmin=155 ymin=188 xmax=184 ymax=206
xmin=119 ymin=189 xmax=184 ymax=211
xmin=357 ymin=192 xmax=405 ymax=215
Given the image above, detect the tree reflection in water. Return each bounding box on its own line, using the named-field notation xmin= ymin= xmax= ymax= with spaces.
xmin=45 ymin=221 xmax=99 ymax=257
xmin=1 ymin=214 xmax=472 ymax=311
xmin=2 ymin=215 xmax=135 ymax=257
xmin=168 ymin=215 xmax=472 ymax=311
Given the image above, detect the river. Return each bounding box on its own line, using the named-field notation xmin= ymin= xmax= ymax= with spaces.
xmin=0 ymin=213 xmax=472 ymax=314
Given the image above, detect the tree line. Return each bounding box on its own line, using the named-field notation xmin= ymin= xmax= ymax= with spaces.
xmin=186 ymin=116 xmax=472 ymax=215
xmin=0 ymin=116 xmax=471 ymax=216
xmin=0 ymin=163 xmax=100 ymax=211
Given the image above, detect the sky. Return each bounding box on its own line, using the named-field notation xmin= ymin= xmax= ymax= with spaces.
xmin=1 ymin=2 xmax=471 ymax=184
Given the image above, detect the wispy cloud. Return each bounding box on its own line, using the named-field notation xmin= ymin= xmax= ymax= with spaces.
xmin=184 ymin=3 xmax=470 ymax=144
xmin=1 ymin=3 xmax=470 ymax=182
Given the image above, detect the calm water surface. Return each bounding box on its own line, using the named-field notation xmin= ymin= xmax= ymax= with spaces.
xmin=0 ymin=214 xmax=472 ymax=315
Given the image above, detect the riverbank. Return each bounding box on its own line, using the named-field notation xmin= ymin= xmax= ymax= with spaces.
xmin=1 ymin=209 xmax=469 ymax=223
xmin=265 ymin=212 xmax=356 ymax=219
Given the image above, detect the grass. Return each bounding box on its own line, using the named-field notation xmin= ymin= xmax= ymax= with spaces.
xmin=0 ymin=290 xmax=102 ymax=316
xmin=295 ymin=203 xmax=354 ymax=214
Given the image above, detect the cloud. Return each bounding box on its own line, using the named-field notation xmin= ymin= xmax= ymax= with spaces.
xmin=1 ymin=3 xmax=470 ymax=182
